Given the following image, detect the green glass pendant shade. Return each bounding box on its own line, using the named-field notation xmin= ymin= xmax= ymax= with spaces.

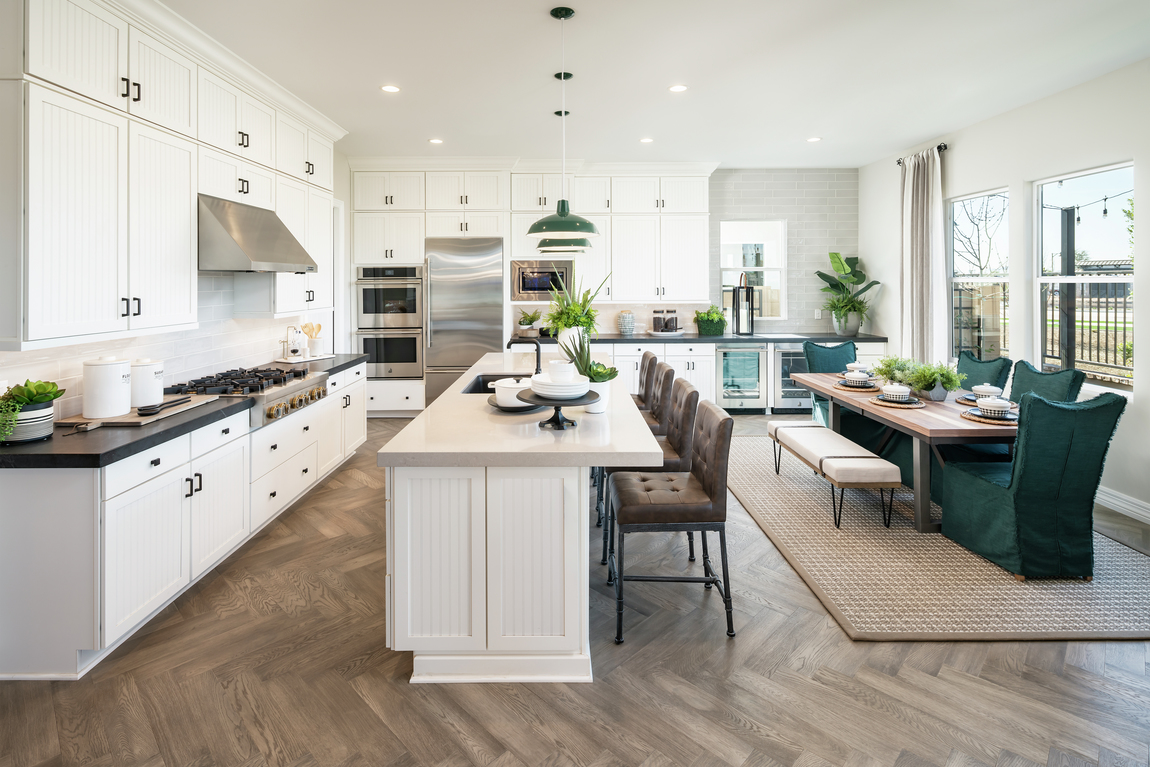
xmin=537 ymin=237 xmax=590 ymax=252
xmin=526 ymin=199 xmax=600 ymax=239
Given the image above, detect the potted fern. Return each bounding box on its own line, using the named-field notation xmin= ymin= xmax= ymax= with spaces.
xmin=559 ymin=333 xmax=618 ymax=414
xmin=545 ymin=273 xmax=609 ymax=358
xmin=517 ymin=308 xmax=542 ymax=338
xmin=904 ymin=362 xmax=965 ymax=402
xmin=1 ymin=379 xmax=66 ymax=443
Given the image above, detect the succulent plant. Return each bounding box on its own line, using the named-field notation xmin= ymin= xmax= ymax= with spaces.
xmin=7 ymin=379 xmax=66 ymax=406
xmin=559 ymin=333 xmax=618 ymax=383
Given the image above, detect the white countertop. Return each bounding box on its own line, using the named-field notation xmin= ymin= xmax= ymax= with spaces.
xmin=377 ymin=352 xmax=664 ymax=468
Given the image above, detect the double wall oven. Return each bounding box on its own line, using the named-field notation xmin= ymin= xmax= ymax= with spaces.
xmin=356 ymin=267 xmax=423 ymax=379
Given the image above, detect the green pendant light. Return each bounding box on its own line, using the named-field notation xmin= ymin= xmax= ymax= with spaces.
xmin=537 ymin=237 xmax=591 ymax=253
xmin=527 ymin=7 xmax=599 ymax=242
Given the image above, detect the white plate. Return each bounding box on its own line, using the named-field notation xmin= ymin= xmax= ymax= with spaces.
xmin=647 ymin=329 xmax=686 ymax=337
xmin=531 ymin=372 xmax=589 ymax=386
xmin=529 ymin=384 xmax=590 ymax=400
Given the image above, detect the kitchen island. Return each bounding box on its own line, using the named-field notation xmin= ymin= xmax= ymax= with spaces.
xmin=377 ymin=350 xmax=662 ymax=683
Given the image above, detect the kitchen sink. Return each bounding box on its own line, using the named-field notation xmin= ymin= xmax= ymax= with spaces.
xmin=460 ymin=373 xmax=534 ymax=394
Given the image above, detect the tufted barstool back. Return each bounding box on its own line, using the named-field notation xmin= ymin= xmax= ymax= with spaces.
xmin=665 ymin=378 xmax=700 ymax=473
xmin=690 ymin=400 xmax=734 ymax=522
xmin=647 ymin=362 xmax=675 ymax=435
xmin=633 ymin=351 xmax=658 ymax=409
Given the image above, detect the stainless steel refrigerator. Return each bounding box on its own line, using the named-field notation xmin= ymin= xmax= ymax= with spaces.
xmin=423 ymin=237 xmax=504 ymax=403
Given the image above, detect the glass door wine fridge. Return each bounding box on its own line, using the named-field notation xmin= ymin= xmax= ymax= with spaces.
xmin=716 ymin=344 xmax=769 ymax=412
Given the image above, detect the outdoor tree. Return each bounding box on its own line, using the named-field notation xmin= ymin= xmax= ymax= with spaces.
xmin=1124 ymin=197 xmax=1134 ymax=256
xmin=952 ymin=193 xmax=1008 ymax=276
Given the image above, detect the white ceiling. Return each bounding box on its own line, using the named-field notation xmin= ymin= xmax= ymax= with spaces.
xmin=160 ymin=0 xmax=1150 ymax=168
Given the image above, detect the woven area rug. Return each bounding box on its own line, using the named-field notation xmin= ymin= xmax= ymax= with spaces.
xmin=728 ymin=435 xmax=1150 ymax=640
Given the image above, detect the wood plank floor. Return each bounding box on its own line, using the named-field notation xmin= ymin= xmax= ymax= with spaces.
xmin=2 ymin=417 xmax=1149 ymax=767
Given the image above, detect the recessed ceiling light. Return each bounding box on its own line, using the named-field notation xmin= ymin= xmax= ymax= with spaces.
xmin=428 ymin=138 xmax=443 ymax=144
xmin=381 ymin=85 xmax=401 ymax=93
xmin=669 ymin=85 xmax=688 ymax=92
xmin=640 ymin=138 xmax=654 ymax=143
xmin=807 ymin=137 xmax=822 ymax=142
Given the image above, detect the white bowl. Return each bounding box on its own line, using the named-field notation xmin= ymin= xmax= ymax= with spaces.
xmin=489 ymin=377 xmax=531 ymax=408
xmin=977 ymin=397 xmax=1012 ymax=418
xmin=549 ymin=359 xmax=576 ymax=383
xmin=844 ymin=371 xmax=870 ymax=386
xmin=846 ymin=362 xmax=868 ymax=373
xmin=882 ymin=384 xmax=910 ymax=402
xmin=971 ymin=383 xmax=1003 ymax=398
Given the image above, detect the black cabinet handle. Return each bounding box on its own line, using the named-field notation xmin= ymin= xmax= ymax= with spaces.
xmin=465 ymin=195 xmax=468 ymax=204
xmin=194 ymin=472 xmax=203 ymax=492
xmin=238 ymin=131 xmax=244 ymax=147
xmin=222 ymin=427 xmax=230 ymax=435
xmin=150 ymin=458 xmax=161 ymax=467
xmin=121 ymin=77 xmax=130 ymax=98
xmin=464 ymin=222 xmax=468 ymax=232
xmin=185 ymin=477 xmax=194 ymax=498
xmin=269 ymin=491 xmax=277 ymax=499
xmin=303 ymin=425 xmax=310 ymax=432
xmin=301 ymin=468 xmax=309 ymax=475
xmin=460 ymin=195 xmax=464 ymax=205
xmin=132 ymin=298 xmax=141 ymax=316
xmin=355 ymin=370 xmax=362 ymax=376
xmin=132 ymin=82 xmax=141 ymax=102
xmin=121 ymin=297 xmax=130 ymax=317
xmin=242 ymin=132 xmax=250 ymax=147
xmin=271 ymin=443 xmax=278 ymax=451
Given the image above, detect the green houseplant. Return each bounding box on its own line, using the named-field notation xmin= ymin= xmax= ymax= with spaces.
xmin=1 ymin=379 xmax=66 ymax=443
xmin=904 ymin=362 xmax=965 ymax=401
xmin=816 ymin=252 xmax=879 ymax=337
xmin=694 ymin=304 xmax=727 ymax=336
xmin=545 ymin=273 xmax=608 ymax=358
xmin=871 ymin=356 xmax=917 ymax=385
xmin=517 ymin=308 xmax=542 ymax=338
xmin=559 ymin=333 xmax=617 ymax=413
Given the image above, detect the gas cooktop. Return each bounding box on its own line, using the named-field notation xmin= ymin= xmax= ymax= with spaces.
xmin=166 ymin=366 xmax=329 ymax=427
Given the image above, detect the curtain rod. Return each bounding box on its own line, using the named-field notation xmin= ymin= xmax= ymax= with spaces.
xmin=896 ymin=143 xmax=948 ymax=166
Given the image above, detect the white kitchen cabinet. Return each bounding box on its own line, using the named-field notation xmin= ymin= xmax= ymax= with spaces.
xmin=128 ymin=122 xmax=197 ymax=330
xmin=189 ymin=437 xmax=249 ymax=579
xmin=232 ymin=175 xmax=312 ymax=317
xmin=658 ymin=177 xmax=710 ymax=213
xmin=425 ymin=172 xmax=465 ymax=210
xmin=353 ymin=171 xmax=425 ymax=210
xmin=367 ymin=380 xmax=425 ymax=412
xmin=425 ymin=171 xmax=508 ymax=210
xmin=26 ymin=0 xmax=129 ymax=110
xmin=25 ymin=86 xmax=129 ymax=341
xmin=609 ymin=215 xmax=660 ymax=302
xmin=307 ymin=130 xmax=334 ymax=190
xmin=659 ymin=215 xmax=709 ymax=302
xmin=510 ymin=213 xmax=540 ymax=260
xmin=578 ymin=215 xmax=612 ymax=300
xmin=611 ymin=177 xmax=660 ymax=213
xmin=571 ymin=176 xmax=611 ymax=214
xmin=666 ymin=343 xmax=716 ymax=404
xmin=341 ymin=379 xmax=368 ymax=454
xmin=103 ymin=466 xmax=191 ymax=646
xmin=239 ymin=92 xmax=276 ymax=168
xmin=251 ymin=443 xmax=317 ymax=530
xmin=353 ymin=211 xmax=425 ymax=263
xmin=307 ymin=188 xmax=334 ymax=310
xmin=198 ymin=147 xmax=276 ymax=210
xmin=315 ymin=393 xmax=344 ymax=476
xmin=426 ymin=211 xmax=504 ymax=238
xmin=511 ymin=173 xmax=571 ymax=212
xmin=614 ymin=354 xmax=642 ymax=395
xmin=127 ymin=27 xmax=197 ymax=137
xmin=276 ymin=111 xmax=308 ymax=181
xmin=198 ymin=70 xmax=276 ymax=168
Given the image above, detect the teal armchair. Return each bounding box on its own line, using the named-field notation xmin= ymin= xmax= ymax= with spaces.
xmin=957 ymin=350 xmax=1012 ymax=391
xmin=1009 ymin=360 xmax=1086 ymax=402
xmin=942 ymin=392 xmax=1126 ymax=580
xmin=802 ymin=341 xmax=886 ymax=452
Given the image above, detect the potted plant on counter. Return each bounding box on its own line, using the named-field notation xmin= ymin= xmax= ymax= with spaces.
xmin=1 ymin=379 xmax=66 ymax=443
xmin=559 ymin=333 xmax=618 ymax=414
xmin=904 ymin=362 xmax=965 ymax=402
xmin=694 ymin=304 xmax=727 ymax=336
xmin=816 ymin=252 xmax=879 ymax=337
xmin=517 ymin=309 xmax=542 ymax=338
xmin=545 ymin=274 xmax=608 ymax=358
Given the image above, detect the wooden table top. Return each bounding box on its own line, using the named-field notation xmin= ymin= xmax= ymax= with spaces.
xmin=790 ymin=373 xmax=1018 ymax=443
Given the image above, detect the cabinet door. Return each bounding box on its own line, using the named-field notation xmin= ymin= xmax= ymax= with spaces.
xmin=354 ymin=172 xmax=389 ymax=210
xmin=659 ymin=215 xmax=709 ymax=302
xmin=579 ymin=216 xmax=612 ymax=300
xmin=342 ymin=380 xmax=367 ymax=454
xmin=306 ymin=130 xmax=334 ymax=190
xmin=425 ymin=172 xmax=465 ymax=210
xmin=26 ymin=87 xmax=129 ymax=340
xmin=388 ymin=172 xmax=425 ymax=210
xmin=611 ymin=177 xmax=660 ymax=213
xmin=665 ymin=354 xmax=692 ymax=388
xmin=275 ymin=112 xmax=308 ymax=181
xmin=426 ymin=211 xmax=465 ymax=237
xmin=392 ymin=467 xmax=486 ymax=652
xmin=465 ymin=211 xmax=503 ymax=237
xmin=240 ymin=93 xmax=276 ymax=168
xmin=129 ymin=123 xmax=197 ymax=330
xmin=240 ymin=162 xmax=276 ymax=211
xmin=511 ymin=174 xmax=543 ymax=212
xmin=464 ymin=171 xmax=506 ymax=209
xmin=614 ymin=354 xmax=642 ymax=395
xmin=610 ymin=216 xmax=659 ymax=302
xmin=692 ymin=354 xmax=716 ymax=403
xmin=510 ymin=213 xmax=540 ymax=260
xmin=388 ymin=213 xmax=426 ymax=263
xmin=307 ymin=190 xmax=334 ymax=310
xmin=571 ymin=176 xmax=611 ymax=214
xmin=275 ymin=274 xmax=308 ymax=315
xmin=541 ymin=174 xmax=571 ymax=210
xmin=198 ymin=147 xmax=243 ymax=203
xmin=486 ymin=467 xmax=581 ymax=652
xmin=103 ymin=468 xmax=191 ymax=646
xmin=197 ymin=69 xmax=242 ymax=155
xmin=659 ymin=177 xmax=710 ymax=213
xmin=275 ymin=177 xmax=310 ymax=313
xmin=315 ymin=394 xmax=344 ymax=477
xmin=190 ymin=439 xmax=249 ymax=579
xmin=127 ymin=27 xmax=197 ymax=137
xmin=27 ymin=0 xmax=129 ymax=110
xmin=352 ymin=212 xmax=389 ymax=263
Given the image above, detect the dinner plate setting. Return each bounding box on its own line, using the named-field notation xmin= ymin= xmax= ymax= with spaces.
xmin=529 ymin=372 xmax=590 ymax=400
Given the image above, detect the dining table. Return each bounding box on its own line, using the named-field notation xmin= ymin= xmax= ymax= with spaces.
xmin=789 ymin=373 xmax=1019 ymax=533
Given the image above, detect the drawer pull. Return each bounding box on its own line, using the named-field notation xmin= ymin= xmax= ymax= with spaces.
xmin=150 ymin=458 xmax=161 ymax=467
xmin=269 ymin=491 xmax=277 ymax=499
xmin=303 ymin=426 xmax=310 ymax=432
xmin=185 ymin=477 xmax=194 ymax=498
xmin=301 ymin=468 xmax=309 ymax=475
xmin=222 ymin=427 xmax=230 ymax=435
xmin=271 ymin=444 xmax=278 ymax=451
xmin=194 ymin=472 xmax=203 ymax=492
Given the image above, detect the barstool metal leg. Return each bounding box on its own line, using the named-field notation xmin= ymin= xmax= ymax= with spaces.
xmin=614 ymin=530 xmax=626 ymax=643
xmin=595 ymin=467 xmax=605 ymax=527
xmin=687 ymin=531 xmax=695 ymax=562
xmin=605 ymin=495 xmax=616 ymax=584
xmin=700 ymin=531 xmax=713 ymax=589
xmin=718 ymin=525 xmax=735 ymax=637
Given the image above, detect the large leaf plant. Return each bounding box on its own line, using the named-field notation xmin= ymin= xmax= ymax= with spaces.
xmin=816 ymin=252 xmax=880 ymax=321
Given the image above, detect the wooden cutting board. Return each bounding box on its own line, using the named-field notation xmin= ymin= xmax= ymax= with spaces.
xmin=56 ymin=394 xmax=221 ymax=428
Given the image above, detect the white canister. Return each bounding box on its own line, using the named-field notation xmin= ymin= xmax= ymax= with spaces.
xmin=130 ymin=358 xmax=165 ymax=408
xmin=83 ymin=357 xmax=132 ymax=418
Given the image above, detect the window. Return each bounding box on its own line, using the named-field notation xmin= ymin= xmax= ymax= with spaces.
xmin=949 ymin=191 xmax=1009 ymax=360
xmin=719 ymin=221 xmax=786 ymax=320
xmin=1038 ymin=165 xmax=1134 ymax=389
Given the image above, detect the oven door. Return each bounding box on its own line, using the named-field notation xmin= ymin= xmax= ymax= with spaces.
xmin=357 ymin=281 xmax=422 ymax=329
xmin=356 ymin=330 xmax=424 ymax=378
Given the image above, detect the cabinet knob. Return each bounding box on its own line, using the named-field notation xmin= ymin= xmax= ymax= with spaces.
xmin=269 ymin=491 xmax=277 ymax=499
xmin=302 ymin=468 xmax=309 ymax=474
xmin=271 ymin=444 xmax=278 ymax=451
xmin=222 ymin=427 xmax=230 ymax=435
xmin=150 ymin=458 xmax=161 ymax=467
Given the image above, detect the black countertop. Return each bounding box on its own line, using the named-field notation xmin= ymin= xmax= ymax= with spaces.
xmin=0 ymin=354 xmax=368 ymax=470
xmin=513 ymin=332 xmax=888 ymax=345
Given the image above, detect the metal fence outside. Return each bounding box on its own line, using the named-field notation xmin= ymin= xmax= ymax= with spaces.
xmin=1040 ymin=282 xmax=1134 ymax=384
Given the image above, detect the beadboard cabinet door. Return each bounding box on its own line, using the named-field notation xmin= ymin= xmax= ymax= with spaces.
xmin=197 ymin=69 xmax=243 ymax=155
xmin=127 ymin=27 xmax=197 ymax=137
xmin=610 ymin=177 xmax=660 ymax=213
xmin=306 ymin=130 xmax=334 ymax=190
xmin=276 ymin=112 xmax=309 ymax=182
xmin=578 ymin=215 xmax=612 ymax=300
xmin=128 ymin=122 xmax=198 ymax=330
xmin=25 ymin=86 xmax=130 ymax=341
xmin=570 ymin=176 xmax=611 ymax=214
xmin=190 ymin=439 xmax=249 ymax=580
xmin=26 ymin=0 xmax=130 ymax=110
xmin=659 ymin=215 xmax=709 ymax=302
xmin=307 ymin=188 xmax=334 ymax=310
xmin=609 ymin=215 xmax=659 ymax=302
xmin=199 ymin=147 xmax=275 ymax=211
xmin=239 ymin=93 xmax=276 ymax=168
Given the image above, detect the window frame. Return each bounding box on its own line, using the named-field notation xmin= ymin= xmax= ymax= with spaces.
xmin=718 ymin=219 xmax=788 ymax=321
xmin=946 ymin=187 xmax=1010 ymax=362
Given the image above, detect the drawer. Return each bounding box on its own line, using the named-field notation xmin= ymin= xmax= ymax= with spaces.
xmin=190 ymin=411 xmax=249 ymax=460
xmin=367 ymin=380 xmax=425 ymax=411
xmin=251 ymin=407 xmax=321 ymax=480
xmin=103 ymin=434 xmax=191 ymax=500
xmin=251 ymin=442 xmax=318 ymax=529
xmin=326 ymin=370 xmax=346 ymax=394
xmin=613 ymin=343 xmax=666 ymax=357
xmin=667 ymin=343 xmax=715 ymax=356
xmin=344 ymin=363 xmax=367 ymax=385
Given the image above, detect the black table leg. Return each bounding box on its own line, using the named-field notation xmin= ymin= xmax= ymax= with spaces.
xmin=912 ymin=437 xmax=941 ymax=533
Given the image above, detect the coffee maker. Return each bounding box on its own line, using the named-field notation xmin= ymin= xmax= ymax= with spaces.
xmin=729 ymin=273 xmax=757 ymax=336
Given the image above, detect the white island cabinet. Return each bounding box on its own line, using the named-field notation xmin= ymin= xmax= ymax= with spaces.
xmin=378 ymin=351 xmax=662 ymax=683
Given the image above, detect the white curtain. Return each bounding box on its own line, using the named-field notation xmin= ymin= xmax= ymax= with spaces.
xmin=899 ymin=147 xmax=947 ymax=362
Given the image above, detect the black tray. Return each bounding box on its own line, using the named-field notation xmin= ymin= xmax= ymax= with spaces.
xmin=837 ymin=379 xmax=877 ymax=389
xmin=968 ymin=407 xmax=1019 ymax=422
xmin=875 ymin=394 xmax=920 ymax=405
xmin=516 ymin=390 xmax=601 ymax=430
xmin=487 ymin=394 xmax=545 ymax=413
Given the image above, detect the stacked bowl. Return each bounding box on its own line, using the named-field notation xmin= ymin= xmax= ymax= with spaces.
xmin=530 ymin=372 xmax=590 ymax=400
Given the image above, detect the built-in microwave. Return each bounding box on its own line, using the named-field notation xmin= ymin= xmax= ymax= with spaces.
xmin=511 ymin=260 xmax=572 ymax=301
xmin=356 ymin=266 xmax=422 ymax=329
xmin=356 ymin=329 xmax=424 ymax=379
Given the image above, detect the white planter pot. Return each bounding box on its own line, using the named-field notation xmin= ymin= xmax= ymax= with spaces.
xmin=3 ymin=400 xmax=55 ymax=443
xmin=556 ymin=327 xmax=589 ymax=358
xmin=832 ymin=312 xmax=862 ymax=337
xmin=586 ymin=380 xmax=610 ymax=414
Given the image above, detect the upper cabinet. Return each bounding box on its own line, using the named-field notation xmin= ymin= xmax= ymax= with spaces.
xmin=354 ymin=172 xmax=425 ymax=210
xmin=126 ymin=27 xmax=197 ymax=137
xmin=426 ymin=171 xmax=508 ymax=210
xmin=611 ymin=176 xmax=709 ymax=214
xmin=570 ymin=176 xmax=611 ymax=214
xmin=198 ymin=70 xmax=277 ymax=168
xmin=510 ymin=173 xmax=572 ymax=212
xmin=610 ymin=177 xmax=660 ymax=213
xmin=307 ymin=131 xmax=334 ymax=190
xmin=26 ymin=0 xmax=129 ymax=110
xmin=199 ymin=147 xmax=276 ymax=211
xmin=276 ymin=112 xmax=333 ymax=190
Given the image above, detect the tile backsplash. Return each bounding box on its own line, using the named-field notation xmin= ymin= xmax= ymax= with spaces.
xmin=0 ymin=273 xmax=324 ymax=418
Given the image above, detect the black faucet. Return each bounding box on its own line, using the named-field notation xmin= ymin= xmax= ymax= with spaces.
xmin=508 ymin=337 xmax=542 ymax=375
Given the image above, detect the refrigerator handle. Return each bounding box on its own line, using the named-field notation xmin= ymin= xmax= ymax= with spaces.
xmin=424 ymin=259 xmax=432 ymax=347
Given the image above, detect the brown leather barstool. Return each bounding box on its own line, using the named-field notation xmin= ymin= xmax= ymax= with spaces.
xmin=599 ymin=378 xmax=700 ymax=565
xmin=641 ymin=362 xmax=675 ymax=436
xmin=630 ymin=351 xmax=658 ymax=411
xmin=606 ymin=400 xmax=736 ymax=643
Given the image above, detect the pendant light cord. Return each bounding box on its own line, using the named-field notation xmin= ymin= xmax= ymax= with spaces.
xmin=561 ymin=16 xmax=566 ymax=201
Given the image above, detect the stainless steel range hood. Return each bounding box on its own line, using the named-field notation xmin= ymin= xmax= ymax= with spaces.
xmin=198 ymin=194 xmax=317 ymax=273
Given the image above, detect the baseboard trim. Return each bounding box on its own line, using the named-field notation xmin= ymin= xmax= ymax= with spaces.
xmin=1096 ymin=486 xmax=1150 ymax=526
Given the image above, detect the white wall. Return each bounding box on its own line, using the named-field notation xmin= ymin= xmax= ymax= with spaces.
xmin=859 ymin=57 xmax=1150 ymax=511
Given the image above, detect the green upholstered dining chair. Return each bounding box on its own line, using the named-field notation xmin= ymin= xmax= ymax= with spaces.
xmin=1009 ymin=360 xmax=1086 ymax=402
xmin=941 ymin=391 xmax=1126 ymax=581
xmin=957 ymin=350 xmax=1012 ymax=391
xmin=802 ymin=341 xmax=886 ymax=452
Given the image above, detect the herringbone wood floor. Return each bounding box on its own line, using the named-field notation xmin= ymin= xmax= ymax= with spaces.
xmin=2 ymin=417 xmax=1149 ymax=767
